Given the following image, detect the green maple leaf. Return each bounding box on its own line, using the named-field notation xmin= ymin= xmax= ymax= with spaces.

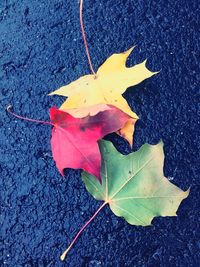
xmin=82 ymin=140 xmax=189 ymax=226
xmin=61 ymin=140 xmax=189 ymax=260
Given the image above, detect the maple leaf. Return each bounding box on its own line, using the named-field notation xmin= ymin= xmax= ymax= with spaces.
xmin=49 ymin=47 xmax=157 ymax=119
xmin=82 ymin=140 xmax=189 ymax=226
xmin=50 ymin=106 xmax=131 ymax=181
xmin=60 ymin=140 xmax=189 ymax=260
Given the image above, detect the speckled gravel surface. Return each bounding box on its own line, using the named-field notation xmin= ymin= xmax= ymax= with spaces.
xmin=0 ymin=0 xmax=199 ymax=266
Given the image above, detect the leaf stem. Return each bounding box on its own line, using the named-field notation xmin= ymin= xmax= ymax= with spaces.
xmin=80 ymin=0 xmax=97 ymax=78
xmin=6 ymin=105 xmax=53 ymax=126
xmin=60 ymin=201 xmax=107 ymax=261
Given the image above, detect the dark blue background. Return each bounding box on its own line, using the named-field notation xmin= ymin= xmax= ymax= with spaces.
xmin=0 ymin=0 xmax=199 ymax=266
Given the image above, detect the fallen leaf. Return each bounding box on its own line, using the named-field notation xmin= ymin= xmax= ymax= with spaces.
xmin=82 ymin=140 xmax=189 ymax=226
xmin=49 ymin=47 xmax=157 ymax=118
xmin=50 ymin=106 xmax=131 ymax=181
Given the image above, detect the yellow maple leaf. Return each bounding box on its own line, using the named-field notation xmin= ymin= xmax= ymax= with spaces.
xmin=49 ymin=47 xmax=157 ymax=119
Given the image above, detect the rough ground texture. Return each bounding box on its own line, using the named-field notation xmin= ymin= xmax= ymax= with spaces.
xmin=0 ymin=0 xmax=199 ymax=266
